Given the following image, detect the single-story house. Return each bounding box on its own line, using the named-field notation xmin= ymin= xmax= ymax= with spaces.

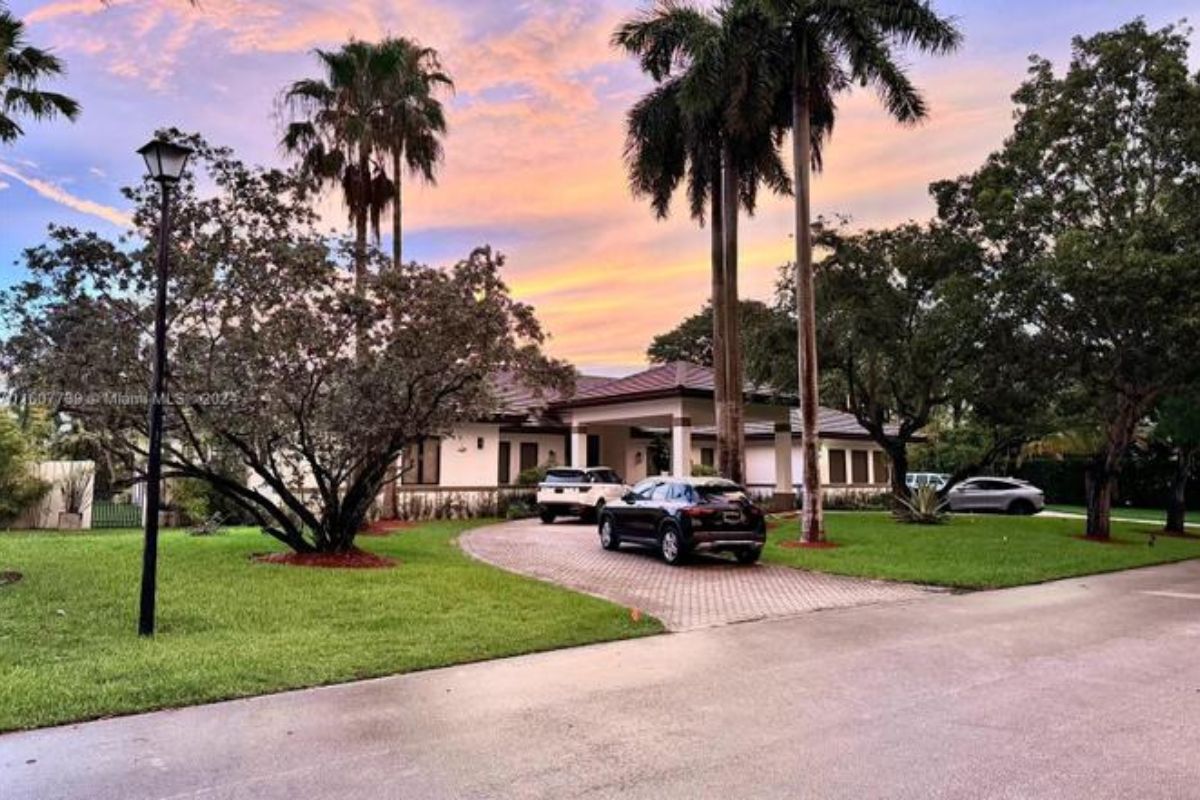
xmin=391 ymin=361 xmax=897 ymax=517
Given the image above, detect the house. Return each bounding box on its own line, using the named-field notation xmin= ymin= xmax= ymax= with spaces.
xmin=392 ymin=361 xmax=896 ymax=517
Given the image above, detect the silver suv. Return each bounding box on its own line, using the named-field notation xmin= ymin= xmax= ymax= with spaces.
xmin=946 ymin=477 xmax=1044 ymax=515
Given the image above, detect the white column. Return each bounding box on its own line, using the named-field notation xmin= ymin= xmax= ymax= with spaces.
xmin=774 ymin=423 xmax=794 ymax=494
xmin=570 ymin=425 xmax=588 ymax=468
xmin=671 ymin=416 xmax=692 ymax=477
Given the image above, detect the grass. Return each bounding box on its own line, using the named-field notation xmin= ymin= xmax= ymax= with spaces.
xmin=0 ymin=521 xmax=661 ymax=733
xmin=764 ymin=511 xmax=1200 ymax=590
xmin=1046 ymin=504 xmax=1199 ymax=525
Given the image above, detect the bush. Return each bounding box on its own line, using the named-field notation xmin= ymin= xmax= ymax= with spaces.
xmin=893 ymin=486 xmax=950 ymax=525
xmin=504 ymin=499 xmax=539 ymax=520
xmin=517 ymin=463 xmax=551 ymax=487
xmin=691 ymin=463 xmax=720 ymax=478
xmin=823 ymin=489 xmax=891 ymax=511
xmin=0 ymin=412 xmax=50 ymax=526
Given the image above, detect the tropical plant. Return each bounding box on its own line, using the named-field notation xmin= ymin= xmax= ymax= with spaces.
xmin=373 ymin=37 xmax=452 ymax=268
xmin=281 ymin=41 xmax=395 ymax=287
xmin=1 ymin=136 xmax=569 ymax=553
xmin=752 ymin=0 xmax=962 ymax=542
xmin=1 ymin=2 xmax=80 ymax=143
xmin=614 ymin=0 xmax=793 ymax=484
xmin=0 ymin=409 xmax=48 ymax=525
xmin=58 ymin=462 xmax=93 ymax=515
xmin=893 ymin=485 xmax=949 ymax=525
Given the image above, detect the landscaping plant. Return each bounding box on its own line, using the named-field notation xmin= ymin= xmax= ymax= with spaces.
xmin=893 ymin=485 xmax=949 ymax=526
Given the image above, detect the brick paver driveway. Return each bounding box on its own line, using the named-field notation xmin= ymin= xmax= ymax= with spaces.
xmin=460 ymin=518 xmax=933 ymax=631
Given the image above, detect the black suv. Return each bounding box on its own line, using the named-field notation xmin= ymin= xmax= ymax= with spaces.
xmin=597 ymin=477 xmax=767 ymax=566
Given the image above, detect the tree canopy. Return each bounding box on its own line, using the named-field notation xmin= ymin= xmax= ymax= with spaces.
xmin=1 ymin=134 xmax=569 ymax=552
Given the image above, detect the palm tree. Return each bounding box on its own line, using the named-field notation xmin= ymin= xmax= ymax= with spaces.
xmin=615 ymin=1 xmax=792 ymax=483
xmin=754 ymin=0 xmax=961 ymax=542
xmin=281 ymin=41 xmax=394 ymax=288
xmin=1 ymin=3 xmax=80 ymax=143
xmin=373 ymin=37 xmax=452 ymax=269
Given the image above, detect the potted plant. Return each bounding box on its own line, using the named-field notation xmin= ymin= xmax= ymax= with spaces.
xmin=57 ymin=464 xmax=94 ymax=530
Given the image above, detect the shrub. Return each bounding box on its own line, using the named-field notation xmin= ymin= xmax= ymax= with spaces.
xmin=0 ymin=411 xmax=50 ymax=526
xmin=691 ymin=463 xmax=720 ymax=478
xmin=893 ymin=485 xmax=950 ymax=525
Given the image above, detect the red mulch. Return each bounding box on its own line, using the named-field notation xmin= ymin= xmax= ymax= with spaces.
xmin=252 ymin=549 xmax=397 ymax=569
xmin=0 ymin=570 xmax=23 ymax=586
xmin=778 ymin=540 xmax=841 ymax=550
xmin=358 ymin=519 xmax=420 ymax=537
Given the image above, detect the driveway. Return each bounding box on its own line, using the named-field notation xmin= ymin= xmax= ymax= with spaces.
xmin=460 ymin=518 xmax=932 ymax=630
xmin=5 ymin=561 xmax=1200 ymax=800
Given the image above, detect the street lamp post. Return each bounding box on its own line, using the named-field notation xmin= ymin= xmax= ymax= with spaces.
xmin=136 ymin=138 xmax=192 ymax=637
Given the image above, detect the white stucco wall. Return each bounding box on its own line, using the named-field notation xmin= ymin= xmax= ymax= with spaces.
xmin=14 ymin=460 xmax=95 ymax=529
xmin=437 ymin=423 xmax=503 ymax=488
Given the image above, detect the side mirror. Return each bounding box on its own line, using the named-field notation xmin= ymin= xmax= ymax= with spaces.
xmin=622 ymin=492 xmax=638 ymax=503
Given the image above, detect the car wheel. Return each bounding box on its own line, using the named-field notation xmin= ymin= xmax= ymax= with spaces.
xmin=539 ymin=510 xmax=556 ymax=525
xmin=735 ymin=548 xmax=762 ymax=565
xmin=599 ymin=514 xmax=620 ymax=551
xmin=659 ymin=522 xmax=687 ymax=566
xmin=1008 ymin=499 xmax=1036 ymax=516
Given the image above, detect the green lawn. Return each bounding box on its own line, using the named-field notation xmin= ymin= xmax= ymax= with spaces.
xmin=0 ymin=522 xmax=661 ymax=733
xmin=764 ymin=512 xmax=1200 ymax=590
xmin=1046 ymin=504 xmax=1199 ymax=525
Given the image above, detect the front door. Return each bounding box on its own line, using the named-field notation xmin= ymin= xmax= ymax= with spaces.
xmin=519 ymin=443 xmax=539 ymax=475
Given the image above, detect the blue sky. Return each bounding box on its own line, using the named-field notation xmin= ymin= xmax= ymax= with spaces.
xmin=3 ymin=0 xmax=1199 ymax=372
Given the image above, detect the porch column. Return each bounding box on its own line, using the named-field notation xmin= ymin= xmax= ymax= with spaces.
xmin=570 ymin=425 xmax=588 ymax=469
xmin=671 ymin=416 xmax=692 ymax=478
xmin=773 ymin=422 xmax=796 ymax=511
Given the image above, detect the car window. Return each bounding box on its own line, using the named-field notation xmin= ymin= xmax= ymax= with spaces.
xmin=587 ymin=469 xmax=622 ymax=484
xmin=650 ymin=483 xmax=673 ymax=501
xmin=669 ymin=483 xmax=694 ymax=502
xmin=544 ymin=469 xmax=585 ymax=484
xmin=694 ymin=483 xmax=748 ymax=503
xmin=631 ymin=480 xmax=658 ymax=500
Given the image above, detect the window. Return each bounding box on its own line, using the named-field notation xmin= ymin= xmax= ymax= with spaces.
xmin=700 ymin=447 xmax=715 ymax=468
xmin=404 ymin=438 xmax=441 ymax=486
xmin=586 ymin=435 xmax=601 ymax=467
xmin=828 ymin=449 xmax=847 ymax=485
xmin=587 ymin=469 xmax=622 ymax=484
xmin=694 ymin=483 xmax=748 ymax=503
xmin=498 ymin=442 xmax=511 ymax=485
xmin=519 ymin=442 xmax=539 ymax=474
xmin=651 ymin=483 xmax=673 ymax=501
xmin=669 ymin=483 xmax=694 ymax=502
xmin=873 ymin=451 xmax=890 ymax=486
xmin=631 ymin=479 xmax=659 ymax=499
xmin=851 ymin=451 xmax=869 ymax=484
xmin=544 ymin=469 xmax=586 ymax=484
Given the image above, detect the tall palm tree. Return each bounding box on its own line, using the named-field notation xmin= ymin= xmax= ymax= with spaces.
xmin=615 ymin=1 xmax=793 ymax=483
xmin=373 ymin=37 xmax=452 ymax=269
xmin=281 ymin=41 xmax=394 ymax=288
xmin=1 ymin=3 xmax=79 ymax=143
xmin=754 ymin=0 xmax=961 ymax=542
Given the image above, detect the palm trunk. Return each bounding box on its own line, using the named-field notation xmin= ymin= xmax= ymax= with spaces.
xmin=1165 ymin=446 xmax=1192 ymax=535
xmin=354 ymin=150 xmax=371 ymax=291
xmin=391 ymin=148 xmax=404 ymax=269
xmin=721 ymin=143 xmax=745 ymax=484
xmin=711 ymin=176 xmax=729 ymax=479
xmin=793 ymin=72 xmax=824 ymax=542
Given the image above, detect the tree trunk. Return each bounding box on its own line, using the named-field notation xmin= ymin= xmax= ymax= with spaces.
xmin=353 ymin=150 xmax=371 ymax=292
xmin=392 ymin=147 xmax=404 ymax=269
xmin=721 ymin=143 xmax=745 ymax=485
xmin=1165 ymin=446 xmax=1192 ymax=535
xmin=1084 ymin=464 xmax=1114 ymax=540
xmin=888 ymin=443 xmax=910 ymax=504
xmin=711 ymin=166 xmax=730 ymax=480
xmin=793 ymin=73 xmax=824 ymax=542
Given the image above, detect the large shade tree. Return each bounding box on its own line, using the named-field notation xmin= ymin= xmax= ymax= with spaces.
xmin=0 ymin=2 xmax=79 ymax=143
xmin=614 ymin=0 xmax=794 ymax=483
xmin=1151 ymin=391 xmax=1200 ymax=536
xmin=936 ymin=21 xmax=1200 ymax=539
xmin=753 ymin=0 xmax=961 ymax=542
xmin=0 ymin=136 xmax=569 ymax=553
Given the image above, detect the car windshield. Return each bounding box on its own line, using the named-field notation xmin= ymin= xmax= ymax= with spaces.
xmin=587 ymin=470 xmax=622 ymax=484
xmin=543 ymin=470 xmax=585 ymax=484
xmin=694 ymin=483 xmax=748 ymax=503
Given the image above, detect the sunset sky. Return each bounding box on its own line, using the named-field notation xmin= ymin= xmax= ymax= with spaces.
xmin=3 ymin=0 xmax=1199 ymax=374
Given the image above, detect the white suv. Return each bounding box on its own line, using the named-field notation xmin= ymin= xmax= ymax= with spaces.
xmin=536 ymin=467 xmax=628 ymax=524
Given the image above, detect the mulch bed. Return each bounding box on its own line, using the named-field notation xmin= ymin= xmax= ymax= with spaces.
xmin=251 ymin=550 xmax=397 ymax=569
xmin=0 ymin=571 xmax=23 ymax=587
xmin=358 ymin=519 xmax=421 ymax=538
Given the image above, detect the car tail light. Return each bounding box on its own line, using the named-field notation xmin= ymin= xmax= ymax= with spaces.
xmin=683 ymin=507 xmax=718 ymax=518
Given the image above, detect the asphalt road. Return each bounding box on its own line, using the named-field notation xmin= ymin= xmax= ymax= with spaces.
xmin=4 ymin=560 xmax=1200 ymax=800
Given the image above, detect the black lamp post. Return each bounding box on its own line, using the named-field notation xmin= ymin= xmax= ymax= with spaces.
xmin=136 ymin=138 xmax=192 ymax=637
